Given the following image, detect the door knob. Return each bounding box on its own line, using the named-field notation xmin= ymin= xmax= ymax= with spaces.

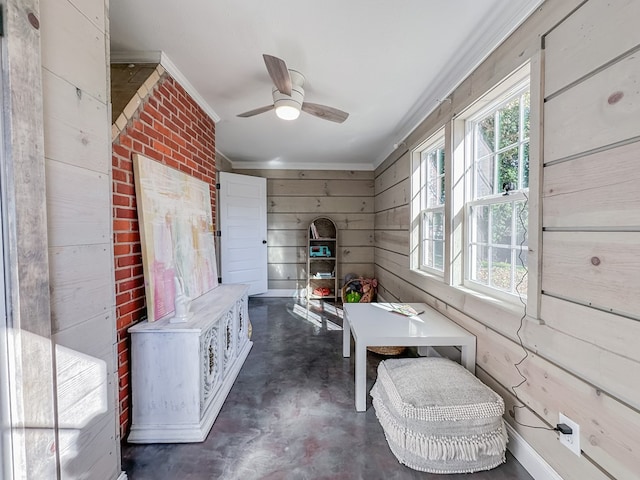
xmin=262 ymin=240 xmax=267 ymax=244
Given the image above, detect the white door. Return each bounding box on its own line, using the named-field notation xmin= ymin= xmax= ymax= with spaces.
xmin=219 ymin=172 xmax=268 ymax=295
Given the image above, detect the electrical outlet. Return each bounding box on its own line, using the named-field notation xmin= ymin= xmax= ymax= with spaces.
xmin=559 ymin=412 xmax=580 ymax=456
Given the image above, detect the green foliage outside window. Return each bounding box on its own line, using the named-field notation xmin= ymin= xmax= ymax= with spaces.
xmin=469 ymin=86 xmax=530 ymax=296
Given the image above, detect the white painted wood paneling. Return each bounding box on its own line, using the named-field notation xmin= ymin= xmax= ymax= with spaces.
xmin=57 ymin=408 xmax=119 ymax=480
xmin=49 ymin=244 xmax=114 ymax=331
xmin=68 ymin=0 xmax=107 ymax=32
xmin=267 ymin=230 xmax=306 ymax=247
xmin=46 ymin=160 xmax=111 ymax=247
xmin=543 ymin=141 xmax=640 ymax=228
xmin=544 ymin=53 xmax=640 ymax=163
xmin=340 ymin=246 xmax=374 ymax=264
xmin=340 ymin=230 xmax=374 ymax=247
xmin=268 ymin=213 xmax=374 ymax=230
xmin=268 ymin=196 xmax=373 ymax=213
xmin=40 ymin=0 xmax=108 ymax=102
xmin=478 ymin=369 xmax=613 ymax=480
xmin=268 ymin=179 xmax=374 ymax=197
xmin=544 ymin=0 xmax=640 ymax=97
xmin=539 ymin=294 xmax=640 ymax=362
xmin=374 ymin=230 xmax=410 ymax=255
xmin=268 ymin=247 xmax=306 ymax=264
xmin=374 ymin=177 xmax=409 ymax=213
xmin=42 ymin=70 xmax=110 ymax=173
xmin=40 ymin=0 xmax=120 ymax=477
xmin=542 ymin=231 xmax=640 ymax=318
xmin=53 ymin=311 xmax=116 ymax=360
xmin=375 ymin=152 xmax=409 ymax=193
xmin=374 ymin=205 xmax=410 ymax=230
xmin=237 ymin=169 xmax=373 ymax=180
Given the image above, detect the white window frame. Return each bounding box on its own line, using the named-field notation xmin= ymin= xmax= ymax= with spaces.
xmin=411 ymin=131 xmax=445 ymax=277
xmin=463 ymin=79 xmax=531 ymax=302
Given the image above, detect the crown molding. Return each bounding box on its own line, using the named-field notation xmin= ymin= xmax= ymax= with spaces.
xmin=374 ymin=0 xmax=543 ymax=168
xmin=230 ymin=160 xmax=374 ymax=171
xmin=111 ymin=50 xmax=221 ymax=123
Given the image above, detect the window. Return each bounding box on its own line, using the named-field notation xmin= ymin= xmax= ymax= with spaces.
xmin=466 ymin=81 xmax=529 ymax=298
xmin=411 ymin=134 xmax=445 ymax=274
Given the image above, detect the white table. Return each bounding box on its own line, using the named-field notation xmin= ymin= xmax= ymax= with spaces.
xmin=343 ymin=302 xmax=477 ymax=412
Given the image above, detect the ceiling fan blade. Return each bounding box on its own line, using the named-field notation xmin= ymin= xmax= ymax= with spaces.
xmin=237 ymin=104 xmax=275 ymax=118
xmin=301 ymin=103 xmax=349 ymax=124
xmin=263 ymin=54 xmax=292 ymax=96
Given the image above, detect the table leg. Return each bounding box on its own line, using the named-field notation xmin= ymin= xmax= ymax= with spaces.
xmin=342 ymin=314 xmax=351 ymax=358
xmin=461 ymin=341 xmax=477 ymax=375
xmin=355 ymin=341 xmax=367 ymax=412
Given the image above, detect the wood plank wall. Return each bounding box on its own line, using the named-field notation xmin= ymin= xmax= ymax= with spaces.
xmin=2 ymin=1 xmax=58 ymax=477
xmin=233 ymin=169 xmax=375 ymax=294
xmin=373 ymin=1 xmax=640 ymax=479
xmin=41 ymin=0 xmax=121 ymax=478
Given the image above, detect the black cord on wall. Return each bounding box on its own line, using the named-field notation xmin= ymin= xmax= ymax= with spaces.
xmin=509 ymin=191 xmax=555 ymax=432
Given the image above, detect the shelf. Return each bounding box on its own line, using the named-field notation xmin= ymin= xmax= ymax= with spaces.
xmin=307 ymin=217 xmax=338 ymax=302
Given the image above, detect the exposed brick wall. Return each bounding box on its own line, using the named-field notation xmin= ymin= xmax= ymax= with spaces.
xmin=112 ymin=73 xmax=216 ymax=436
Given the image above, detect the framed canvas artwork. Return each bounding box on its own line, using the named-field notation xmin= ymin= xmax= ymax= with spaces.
xmin=133 ymin=154 xmax=218 ymax=322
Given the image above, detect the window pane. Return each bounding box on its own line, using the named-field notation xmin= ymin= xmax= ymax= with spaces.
xmin=427 ymin=179 xmax=437 ymax=207
xmin=465 ymin=81 xmax=530 ymax=299
xmin=439 ymin=175 xmax=445 ymax=205
xmin=522 ymin=142 xmax=529 ymax=189
xmin=477 ymin=116 xmax=495 ymax=153
xmin=490 ymin=247 xmax=512 ymax=292
xmin=491 ymin=203 xmax=513 ymax=246
xmin=434 ymin=240 xmax=444 ymax=270
xmin=515 ymin=248 xmax=528 ymax=296
xmin=438 ymin=148 xmax=445 ymax=175
xmin=471 ymin=205 xmax=489 ymax=245
xmin=515 ymin=201 xmax=528 ymax=247
xmin=433 ymin=211 xmax=444 ymax=240
xmin=498 ymin=98 xmax=520 ymax=149
xmin=421 ymin=212 xmax=430 ymax=267
xmin=428 ymin=151 xmax=438 ymax=178
xmin=498 ymin=147 xmax=519 ymax=192
xmin=523 ymin=91 xmax=530 ymax=139
xmin=475 ymin=156 xmax=495 ymax=198
xmin=470 ymin=244 xmax=489 ymax=285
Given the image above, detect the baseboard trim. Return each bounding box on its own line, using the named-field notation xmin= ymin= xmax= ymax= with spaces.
xmin=252 ymin=289 xmax=304 ymax=298
xmin=117 ymin=472 xmax=128 ymax=480
xmin=505 ymin=422 xmax=563 ymax=480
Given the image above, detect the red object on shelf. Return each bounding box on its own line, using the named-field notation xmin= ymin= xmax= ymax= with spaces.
xmin=313 ymin=287 xmax=331 ymax=297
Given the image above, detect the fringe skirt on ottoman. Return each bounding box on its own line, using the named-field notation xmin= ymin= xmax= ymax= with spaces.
xmin=371 ymin=357 xmax=508 ymax=474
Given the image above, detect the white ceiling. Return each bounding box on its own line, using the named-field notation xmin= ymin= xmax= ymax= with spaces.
xmin=110 ymin=0 xmax=542 ymax=170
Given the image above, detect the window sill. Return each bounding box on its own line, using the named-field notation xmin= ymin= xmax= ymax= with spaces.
xmin=411 ymin=267 xmax=444 ymax=282
xmin=454 ymin=284 xmax=533 ymax=320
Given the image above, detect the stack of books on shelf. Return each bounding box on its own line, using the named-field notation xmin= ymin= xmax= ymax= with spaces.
xmin=314 ymin=272 xmax=333 ymax=279
xmin=310 ymin=222 xmax=319 ymax=239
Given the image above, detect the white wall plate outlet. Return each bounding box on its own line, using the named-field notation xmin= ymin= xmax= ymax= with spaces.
xmin=559 ymin=412 xmax=580 ymax=456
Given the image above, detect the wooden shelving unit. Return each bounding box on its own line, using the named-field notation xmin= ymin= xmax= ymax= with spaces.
xmin=307 ymin=217 xmax=338 ymax=301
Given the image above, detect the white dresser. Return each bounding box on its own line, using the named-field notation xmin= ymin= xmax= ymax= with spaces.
xmin=127 ymin=283 xmax=252 ymax=443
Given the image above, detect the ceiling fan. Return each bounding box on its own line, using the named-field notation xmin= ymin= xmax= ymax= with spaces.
xmin=237 ymin=54 xmax=349 ymax=124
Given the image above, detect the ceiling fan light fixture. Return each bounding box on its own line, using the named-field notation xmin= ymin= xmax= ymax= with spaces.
xmin=272 ymin=83 xmax=304 ymax=121
xmin=275 ymin=102 xmax=301 ymax=120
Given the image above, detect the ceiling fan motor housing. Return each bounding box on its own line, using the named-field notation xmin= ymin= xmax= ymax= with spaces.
xmin=272 ymin=70 xmax=305 ymax=119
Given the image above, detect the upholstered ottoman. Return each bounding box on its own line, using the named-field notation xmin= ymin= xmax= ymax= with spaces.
xmin=370 ymin=357 xmax=507 ymax=474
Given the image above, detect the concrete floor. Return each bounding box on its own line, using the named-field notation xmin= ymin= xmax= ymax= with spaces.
xmin=122 ymin=297 xmax=534 ymax=480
